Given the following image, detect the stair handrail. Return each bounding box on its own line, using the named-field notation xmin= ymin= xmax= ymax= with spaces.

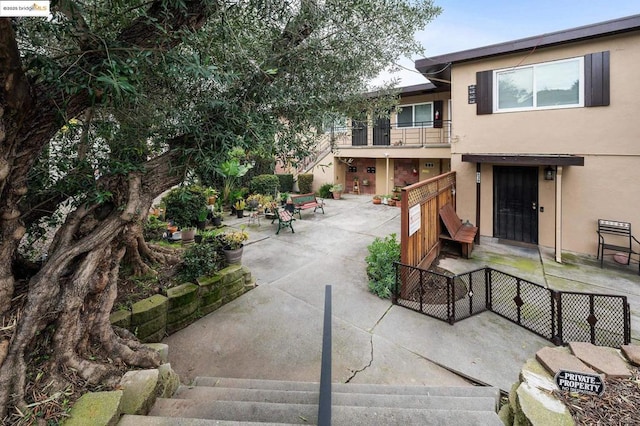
xmin=318 ymin=285 xmax=332 ymax=426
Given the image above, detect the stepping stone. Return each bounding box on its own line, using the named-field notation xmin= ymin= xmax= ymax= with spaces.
xmin=568 ymin=342 xmax=631 ymax=378
xmin=535 ymin=347 xmax=595 ymax=376
xmin=621 ymin=344 xmax=640 ymax=367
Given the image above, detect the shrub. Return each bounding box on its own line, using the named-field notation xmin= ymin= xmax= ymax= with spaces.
xmin=181 ymin=242 xmax=225 ymax=282
xmin=143 ymin=215 xmax=167 ymax=241
xmin=298 ymin=173 xmax=313 ymax=194
xmin=365 ymin=233 xmax=401 ymax=299
xmin=163 ymin=185 xmax=208 ymax=229
xmin=277 ymin=174 xmax=294 ymax=192
xmin=249 ymin=174 xmax=280 ymax=196
xmin=318 ymin=183 xmax=332 ymax=199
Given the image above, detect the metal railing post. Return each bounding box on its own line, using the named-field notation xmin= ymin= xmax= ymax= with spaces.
xmin=318 ymin=285 xmax=332 ymax=426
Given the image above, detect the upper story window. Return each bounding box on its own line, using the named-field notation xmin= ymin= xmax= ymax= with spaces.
xmin=396 ymin=102 xmax=433 ymax=127
xmin=494 ymin=57 xmax=584 ymax=112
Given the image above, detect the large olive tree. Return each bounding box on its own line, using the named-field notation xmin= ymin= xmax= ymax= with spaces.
xmin=0 ymin=0 xmax=440 ymax=420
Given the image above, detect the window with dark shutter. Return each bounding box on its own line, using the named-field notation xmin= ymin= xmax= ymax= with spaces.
xmin=584 ymin=51 xmax=610 ymax=107
xmin=476 ymin=70 xmax=493 ymax=115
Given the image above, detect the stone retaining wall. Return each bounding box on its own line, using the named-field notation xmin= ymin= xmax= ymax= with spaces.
xmin=110 ymin=264 xmax=255 ymax=342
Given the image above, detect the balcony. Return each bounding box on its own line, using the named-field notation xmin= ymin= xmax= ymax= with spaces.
xmin=326 ymin=120 xmax=452 ymax=149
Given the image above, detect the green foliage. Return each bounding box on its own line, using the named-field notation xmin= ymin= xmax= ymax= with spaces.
xmin=365 ymin=234 xmax=401 ymax=299
xmin=330 ymin=183 xmax=343 ymax=193
xmin=318 ymin=183 xmax=333 ymax=199
xmin=163 ymin=186 xmax=208 ymax=229
xmin=249 ymin=174 xmax=280 ymax=196
xmin=297 ymin=174 xmax=314 ymax=194
xmin=277 ymin=174 xmax=294 ymax=192
xmin=216 ymin=159 xmax=253 ymax=205
xmin=143 ymin=215 xmax=167 ymax=241
xmin=181 ymin=243 xmax=225 ymax=283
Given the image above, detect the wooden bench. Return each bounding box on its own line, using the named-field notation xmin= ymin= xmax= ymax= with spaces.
xmin=439 ymin=203 xmax=478 ymax=258
xmin=290 ymin=193 xmax=325 ymax=219
xmin=597 ymin=219 xmax=639 ymax=273
xmin=273 ymin=208 xmax=295 ymax=234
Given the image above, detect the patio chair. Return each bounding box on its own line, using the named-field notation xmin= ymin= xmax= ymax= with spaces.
xmin=596 ymin=219 xmax=640 ymax=273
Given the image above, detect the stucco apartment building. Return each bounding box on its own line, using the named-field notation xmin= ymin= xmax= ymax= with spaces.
xmin=309 ymin=13 xmax=640 ymax=263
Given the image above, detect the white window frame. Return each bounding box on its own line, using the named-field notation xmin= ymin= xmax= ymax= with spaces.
xmin=493 ymin=57 xmax=584 ymax=113
xmin=395 ymin=102 xmax=434 ymax=128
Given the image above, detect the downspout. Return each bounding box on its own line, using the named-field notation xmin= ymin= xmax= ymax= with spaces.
xmin=555 ymin=166 xmax=563 ymax=263
xmin=385 ymin=153 xmax=390 ymax=195
xmin=475 ymin=163 xmax=481 ymax=244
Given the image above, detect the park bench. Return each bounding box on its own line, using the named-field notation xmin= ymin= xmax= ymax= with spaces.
xmin=290 ymin=193 xmax=325 ymax=219
xmin=597 ymin=219 xmax=640 ymax=273
xmin=272 ymin=208 xmax=295 ymax=234
xmin=439 ymin=203 xmax=478 ymax=258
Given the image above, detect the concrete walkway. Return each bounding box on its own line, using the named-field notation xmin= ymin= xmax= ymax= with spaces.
xmin=163 ymin=194 xmax=640 ymax=393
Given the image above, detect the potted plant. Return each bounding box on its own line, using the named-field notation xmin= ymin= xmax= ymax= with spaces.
xmin=205 ymin=187 xmax=219 ymax=205
xmin=330 ymin=183 xmax=343 ymax=199
xmin=211 ymin=209 xmax=223 ymax=227
xmin=234 ymin=199 xmax=246 ymax=218
xmin=279 ymin=192 xmax=290 ymax=206
xmin=197 ymin=208 xmax=208 ymax=230
xmin=246 ymin=194 xmax=261 ymax=210
xmin=163 ymin=186 xmax=207 ymax=244
xmin=220 ymin=228 xmax=249 ymax=264
xmin=372 ymin=195 xmax=382 ymax=205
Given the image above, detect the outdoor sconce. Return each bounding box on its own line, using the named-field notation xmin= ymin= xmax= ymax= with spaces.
xmin=544 ymin=166 xmax=555 ymax=181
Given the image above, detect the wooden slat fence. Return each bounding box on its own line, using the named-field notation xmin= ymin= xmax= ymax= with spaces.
xmin=400 ymin=171 xmax=456 ymax=270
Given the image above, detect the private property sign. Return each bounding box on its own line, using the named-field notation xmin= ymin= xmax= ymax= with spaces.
xmin=555 ymin=370 xmax=605 ymax=396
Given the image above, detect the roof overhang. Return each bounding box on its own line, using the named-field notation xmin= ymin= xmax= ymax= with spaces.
xmin=415 ymin=14 xmax=640 ymax=88
xmin=461 ymin=154 xmax=584 ymax=166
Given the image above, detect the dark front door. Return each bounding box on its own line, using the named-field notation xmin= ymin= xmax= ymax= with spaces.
xmin=493 ymin=166 xmax=538 ymax=244
xmin=373 ymin=117 xmax=390 ymax=145
xmin=351 ymin=119 xmax=367 ymax=146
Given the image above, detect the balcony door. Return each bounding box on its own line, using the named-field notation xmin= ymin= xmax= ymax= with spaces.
xmin=351 ymin=119 xmax=367 ymax=146
xmin=373 ymin=117 xmax=390 ymax=146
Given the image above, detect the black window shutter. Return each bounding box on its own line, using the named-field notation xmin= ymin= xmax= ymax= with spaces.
xmin=476 ymin=70 xmax=493 ymax=115
xmin=585 ymin=51 xmax=610 ymax=107
xmin=433 ymin=100 xmax=443 ymax=128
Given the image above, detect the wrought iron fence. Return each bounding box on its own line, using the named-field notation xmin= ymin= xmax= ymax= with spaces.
xmin=394 ymin=263 xmax=631 ymax=347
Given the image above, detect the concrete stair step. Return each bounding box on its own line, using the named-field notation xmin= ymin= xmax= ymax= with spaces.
xmin=145 ymin=398 xmax=502 ymax=425
xmin=174 ymin=385 xmax=497 ymax=411
xmin=119 ymin=415 xmax=290 ymax=425
xmin=149 ymin=398 xmax=318 ymax=424
xmin=193 ymin=376 xmax=500 ymax=400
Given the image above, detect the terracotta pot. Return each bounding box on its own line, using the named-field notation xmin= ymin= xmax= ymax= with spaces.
xmin=332 ymin=191 xmax=342 ymax=200
xmin=373 ymin=198 xmax=381 ymax=204
xmin=388 ymin=199 xmax=396 ymax=207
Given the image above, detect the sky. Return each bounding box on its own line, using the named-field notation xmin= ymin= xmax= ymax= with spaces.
xmin=370 ymin=0 xmax=640 ymax=88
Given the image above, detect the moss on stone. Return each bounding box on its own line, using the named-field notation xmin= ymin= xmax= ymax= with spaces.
xmin=109 ymin=310 xmax=131 ymax=329
xmin=64 ymin=391 xmax=122 ymax=426
xmin=131 ymin=294 xmax=168 ymax=325
xmin=167 ymin=283 xmax=199 ymax=308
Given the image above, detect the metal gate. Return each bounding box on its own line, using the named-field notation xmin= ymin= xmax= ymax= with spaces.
xmin=394 ymin=263 xmax=631 ymax=347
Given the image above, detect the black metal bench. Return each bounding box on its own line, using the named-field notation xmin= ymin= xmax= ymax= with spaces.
xmin=273 ymin=208 xmax=295 ymax=234
xmin=597 ymin=219 xmax=639 ymax=273
xmin=290 ymin=193 xmax=324 ymax=219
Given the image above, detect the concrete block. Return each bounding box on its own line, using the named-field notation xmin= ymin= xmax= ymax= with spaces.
xmin=167 ymin=283 xmax=199 ymax=309
xmin=109 ymin=310 xmax=131 ymax=329
xmin=515 ymin=382 xmax=573 ymax=426
xmin=143 ymin=343 xmax=169 ymax=363
xmin=64 ymin=391 xmax=122 ymax=426
xmin=157 ymin=363 xmax=181 ymax=398
xmin=119 ymin=369 xmax=160 ymax=415
xmin=131 ymin=294 xmax=168 ymax=325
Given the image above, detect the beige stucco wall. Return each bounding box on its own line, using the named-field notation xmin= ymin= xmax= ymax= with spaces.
xmin=450 ymin=31 xmax=640 ymax=256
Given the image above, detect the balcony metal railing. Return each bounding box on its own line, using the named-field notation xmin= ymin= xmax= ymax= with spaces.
xmin=326 ymin=120 xmax=452 ymax=148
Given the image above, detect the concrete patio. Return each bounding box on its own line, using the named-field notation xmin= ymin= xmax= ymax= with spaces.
xmin=163 ymin=194 xmax=640 ymax=393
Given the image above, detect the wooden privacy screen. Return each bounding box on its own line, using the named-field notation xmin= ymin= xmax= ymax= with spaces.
xmin=400 ymin=171 xmax=456 ymax=269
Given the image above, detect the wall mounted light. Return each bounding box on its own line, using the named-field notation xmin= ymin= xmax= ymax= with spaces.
xmin=544 ymin=166 xmax=555 ymax=181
